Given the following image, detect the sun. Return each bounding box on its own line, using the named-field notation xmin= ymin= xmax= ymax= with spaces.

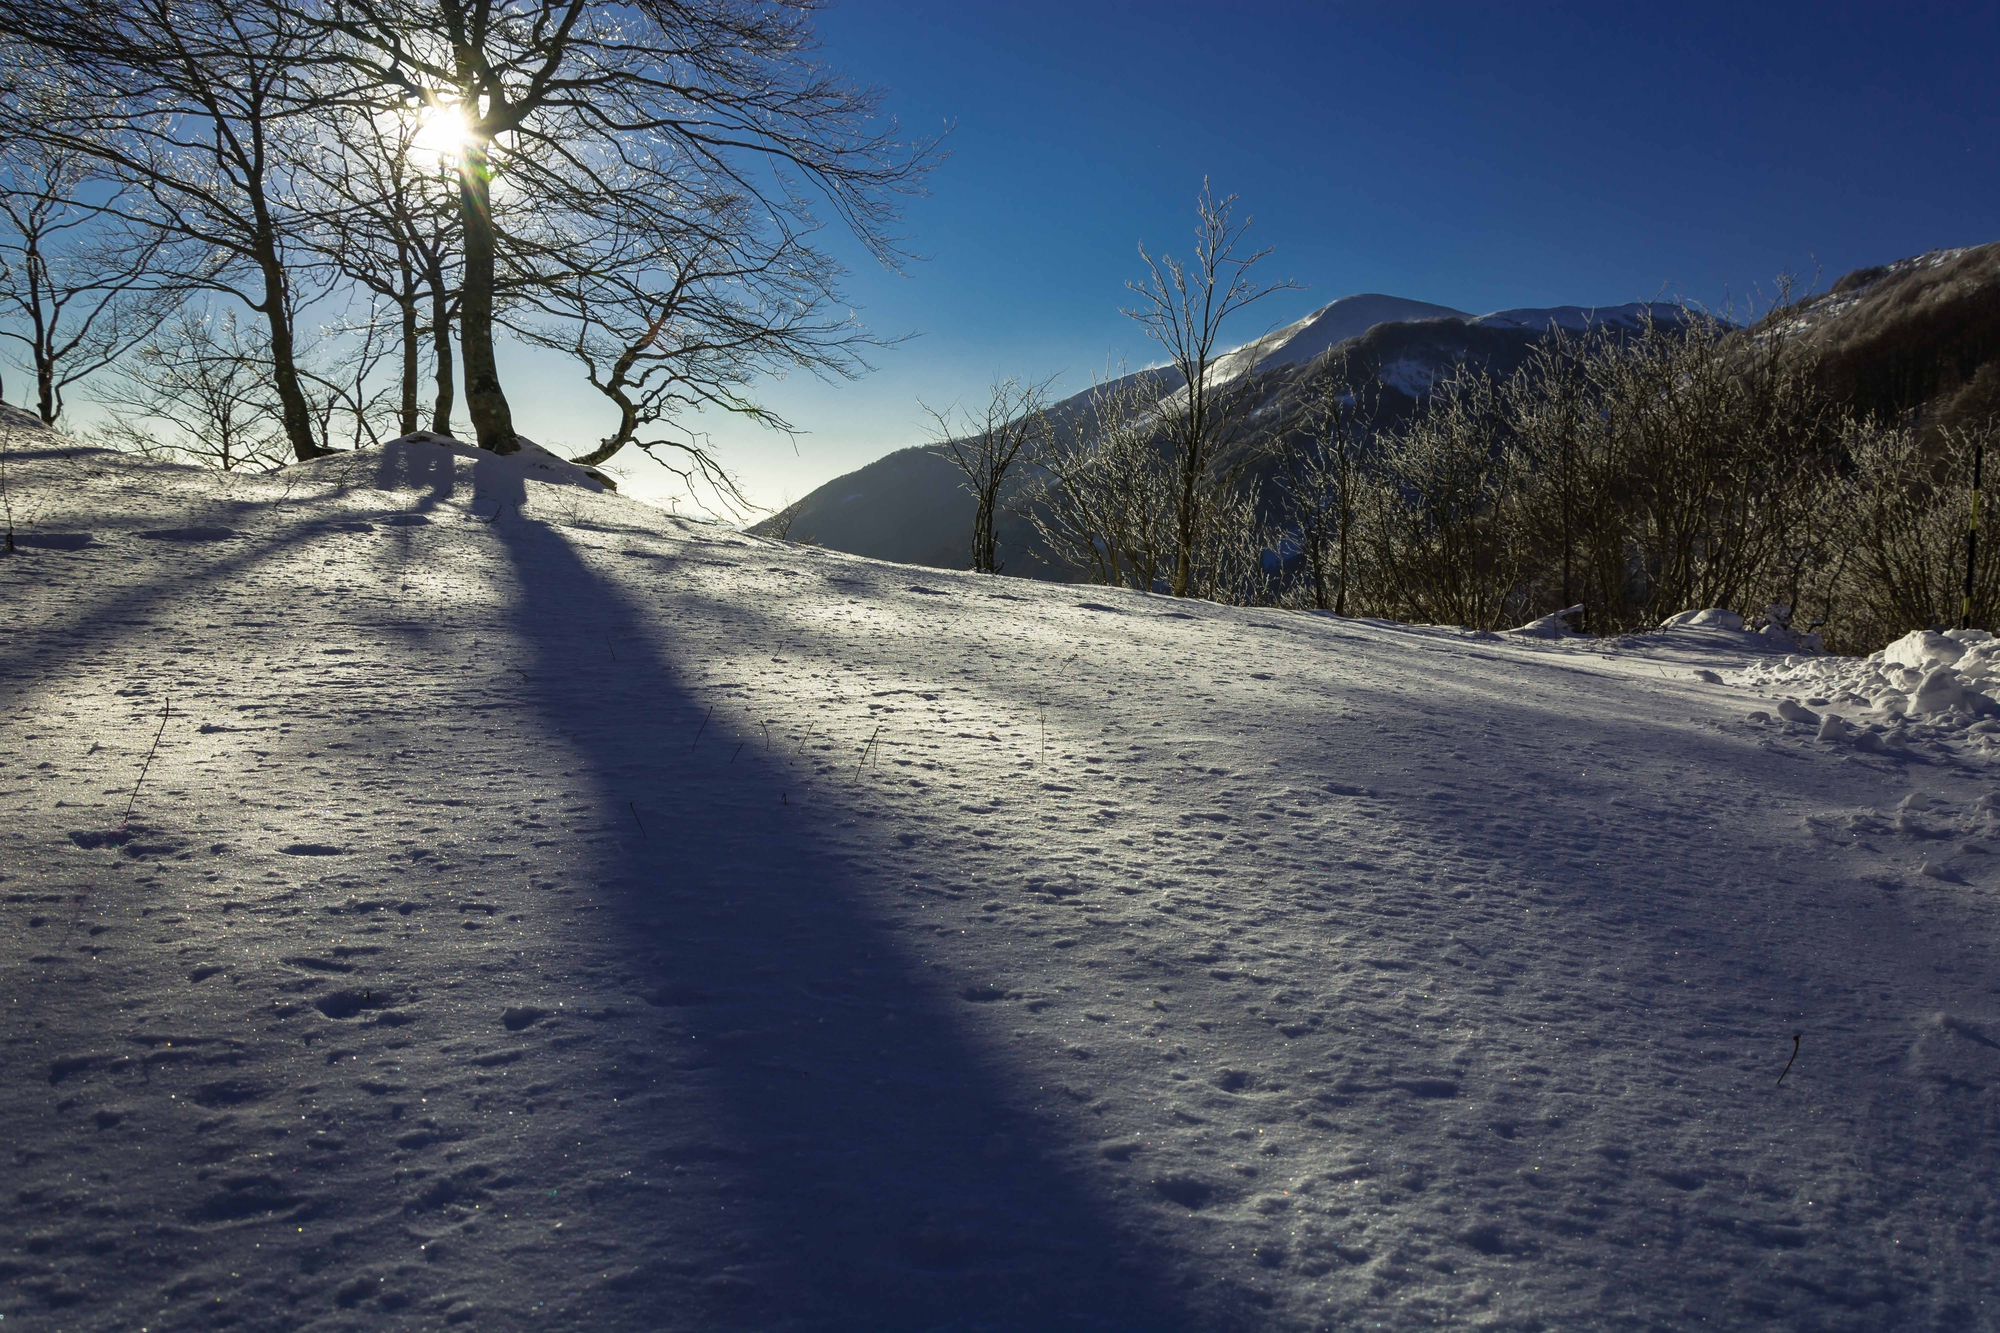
xmin=408 ymin=103 xmax=474 ymax=168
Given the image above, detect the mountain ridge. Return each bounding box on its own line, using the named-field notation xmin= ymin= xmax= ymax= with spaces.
xmin=758 ymin=248 xmax=2000 ymax=575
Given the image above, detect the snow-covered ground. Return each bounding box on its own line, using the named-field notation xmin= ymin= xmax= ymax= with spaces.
xmin=4 ymin=435 xmax=1997 ymax=1332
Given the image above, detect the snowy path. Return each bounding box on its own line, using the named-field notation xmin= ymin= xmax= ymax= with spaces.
xmin=3 ymin=442 xmax=1997 ymax=1331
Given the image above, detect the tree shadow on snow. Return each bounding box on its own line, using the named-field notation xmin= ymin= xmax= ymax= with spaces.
xmin=475 ymin=490 xmax=1200 ymax=1332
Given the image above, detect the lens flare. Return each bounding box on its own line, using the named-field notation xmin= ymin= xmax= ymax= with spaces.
xmin=409 ymin=104 xmax=473 ymax=166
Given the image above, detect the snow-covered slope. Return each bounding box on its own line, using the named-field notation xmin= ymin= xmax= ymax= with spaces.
xmin=1203 ymin=293 xmax=1471 ymax=384
xmin=6 ymin=441 xmax=1999 ymax=1331
xmin=1183 ymin=296 xmax=1690 ymax=398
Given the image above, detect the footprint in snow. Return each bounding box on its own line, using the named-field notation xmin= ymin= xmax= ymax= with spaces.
xmin=501 ymin=1006 xmax=546 ymax=1031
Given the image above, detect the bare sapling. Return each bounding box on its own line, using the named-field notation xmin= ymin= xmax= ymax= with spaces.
xmin=1123 ymin=180 xmax=1298 ymax=596
xmin=924 ymin=374 xmax=1059 ymax=574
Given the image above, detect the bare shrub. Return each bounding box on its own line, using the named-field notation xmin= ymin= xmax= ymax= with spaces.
xmin=1816 ymin=416 xmax=2000 ymax=650
xmin=97 ymin=305 xmax=288 ymax=471
xmin=1357 ymin=368 xmax=1531 ymax=629
xmin=1273 ymin=355 xmax=1373 ymax=613
xmin=1025 ymin=370 xmax=1175 ymax=591
xmin=1593 ymin=309 xmax=1833 ymax=626
xmin=924 ymin=374 xmax=1056 ymax=574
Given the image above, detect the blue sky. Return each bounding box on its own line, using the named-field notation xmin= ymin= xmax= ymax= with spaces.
xmin=510 ymin=1 xmax=2000 ymax=513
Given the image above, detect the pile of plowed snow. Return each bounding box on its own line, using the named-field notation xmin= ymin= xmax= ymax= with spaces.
xmin=1738 ymin=627 xmax=2000 ymax=757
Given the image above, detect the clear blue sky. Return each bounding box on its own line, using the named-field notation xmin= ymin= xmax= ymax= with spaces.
xmin=509 ymin=0 xmax=2000 ymax=513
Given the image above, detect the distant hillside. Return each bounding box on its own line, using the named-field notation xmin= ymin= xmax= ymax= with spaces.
xmin=756 ymin=295 xmax=1696 ymax=574
xmin=757 ymin=253 xmax=2000 ymax=578
xmin=1762 ymin=241 xmax=2000 ymax=431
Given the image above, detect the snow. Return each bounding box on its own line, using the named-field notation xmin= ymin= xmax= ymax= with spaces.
xmin=300 ymin=430 xmax=618 ymax=497
xmin=1174 ymin=294 xmax=1472 ymax=403
xmin=1664 ymin=607 xmax=1746 ymax=631
xmin=5 ymin=439 xmax=2000 ymax=1330
xmin=1154 ymin=293 xmax=1689 ymax=412
xmin=1505 ymin=604 xmax=1585 ymax=639
xmin=1740 ymin=628 xmax=2000 ymax=760
xmin=1376 ymin=356 xmax=1442 ymax=398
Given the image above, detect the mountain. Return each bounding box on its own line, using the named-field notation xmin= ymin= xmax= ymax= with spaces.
xmin=1471 ymin=300 xmax=1687 ymax=333
xmin=1199 ymin=292 xmax=1470 ymax=385
xmin=757 ymin=294 xmax=1702 ymax=573
xmin=1759 ymin=241 xmax=2000 ymax=430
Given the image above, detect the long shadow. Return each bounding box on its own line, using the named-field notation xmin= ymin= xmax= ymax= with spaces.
xmin=472 ymin=468 xmax=1201 ymax=1330
xmin=606 ymin=560 xmax=1996 ymax=1325
xmin=0 ymin=452 xmax=441 ymax=698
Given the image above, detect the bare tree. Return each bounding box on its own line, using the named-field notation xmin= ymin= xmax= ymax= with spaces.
xmin=0 ymin=144 xmax=177 ymax=425
xmin=1590 ymin=308 xmax=1831 ymax=623
xmin=1359 ymin=368 xmax=1532 ymax=629
xmin=512 ymin=174 xmax=882 ymax=509
xmin=299 ymin=302 xmax=407 ymax=453
xmin=1124 ymin=181 xmax=1298 ymax=596
xmin=923 ymin=374 xmax=1057 ymax=573
xmin=1189 ymin=482 xmax=1278 ymax=605
xmin=766 ymin=492 xmax=810 ymax=543
xmin=98 ymin=305 xmax=288 ymax=472
xmin=315 ymin=0 xmax=942 ymax=455
xmin=0 ymin=3 xmax=345 ymax=461
xmin=1503 ymin=326 xmax=1600 ymax=613
xmin=302 ymin=105 xmax=461 ymax=437
xmin=1819 ymin=415 xmax=2000 ymax=648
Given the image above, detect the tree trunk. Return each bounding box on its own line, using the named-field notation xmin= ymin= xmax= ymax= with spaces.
xmin=1310 ymin=525 xmax=1329 ymax=611
xmin=399 ymin=293 xmax=420 ymax=436
xmin=1335 ymin=495 xmax=1351 ymax=617
xmin=973 ymin=485 xmax=997 ymax=573
xmin=457 ymin=142 xmax=517 ymax=454
xmin=1172 ymin=444 xmax=1200 ymax=597
xmin=28 ymin=252 xmax=56 ymax=423
xmin=571 ymin=342 xmax=646 ymax=466
xmin=428 ymin=273 xmax=456 ymax=435
xmin=252 ymin=233 xmax=330 ymax=462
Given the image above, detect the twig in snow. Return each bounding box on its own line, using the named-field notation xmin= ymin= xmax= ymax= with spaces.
xmin=606 ymin=637 xmax=618 ymax=662
xmin=1776 ymin=1032 xmax=1801 ymax=1086
xmin=123 ymin=696 xmax=171 ymax=824
xmin=628 ymin=801 xmax=647 ymax=839
xmin=692 ymin=704 xmax=713 ymax=749
xmin=1036 ymin=652 xmax=1078 ymax=770
xmin=856 ymin=725 xmax=882 ymax=778
xmin=730 ymin=742 xmax=745 ymax=763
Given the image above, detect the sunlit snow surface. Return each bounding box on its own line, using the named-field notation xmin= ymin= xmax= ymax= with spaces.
xmin=4 ymin=436 xmax=1998 ymax=1331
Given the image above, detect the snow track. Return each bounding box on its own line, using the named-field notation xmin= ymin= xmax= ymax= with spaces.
xmin=3 ymin=442 xmax=1997 ymax=1330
